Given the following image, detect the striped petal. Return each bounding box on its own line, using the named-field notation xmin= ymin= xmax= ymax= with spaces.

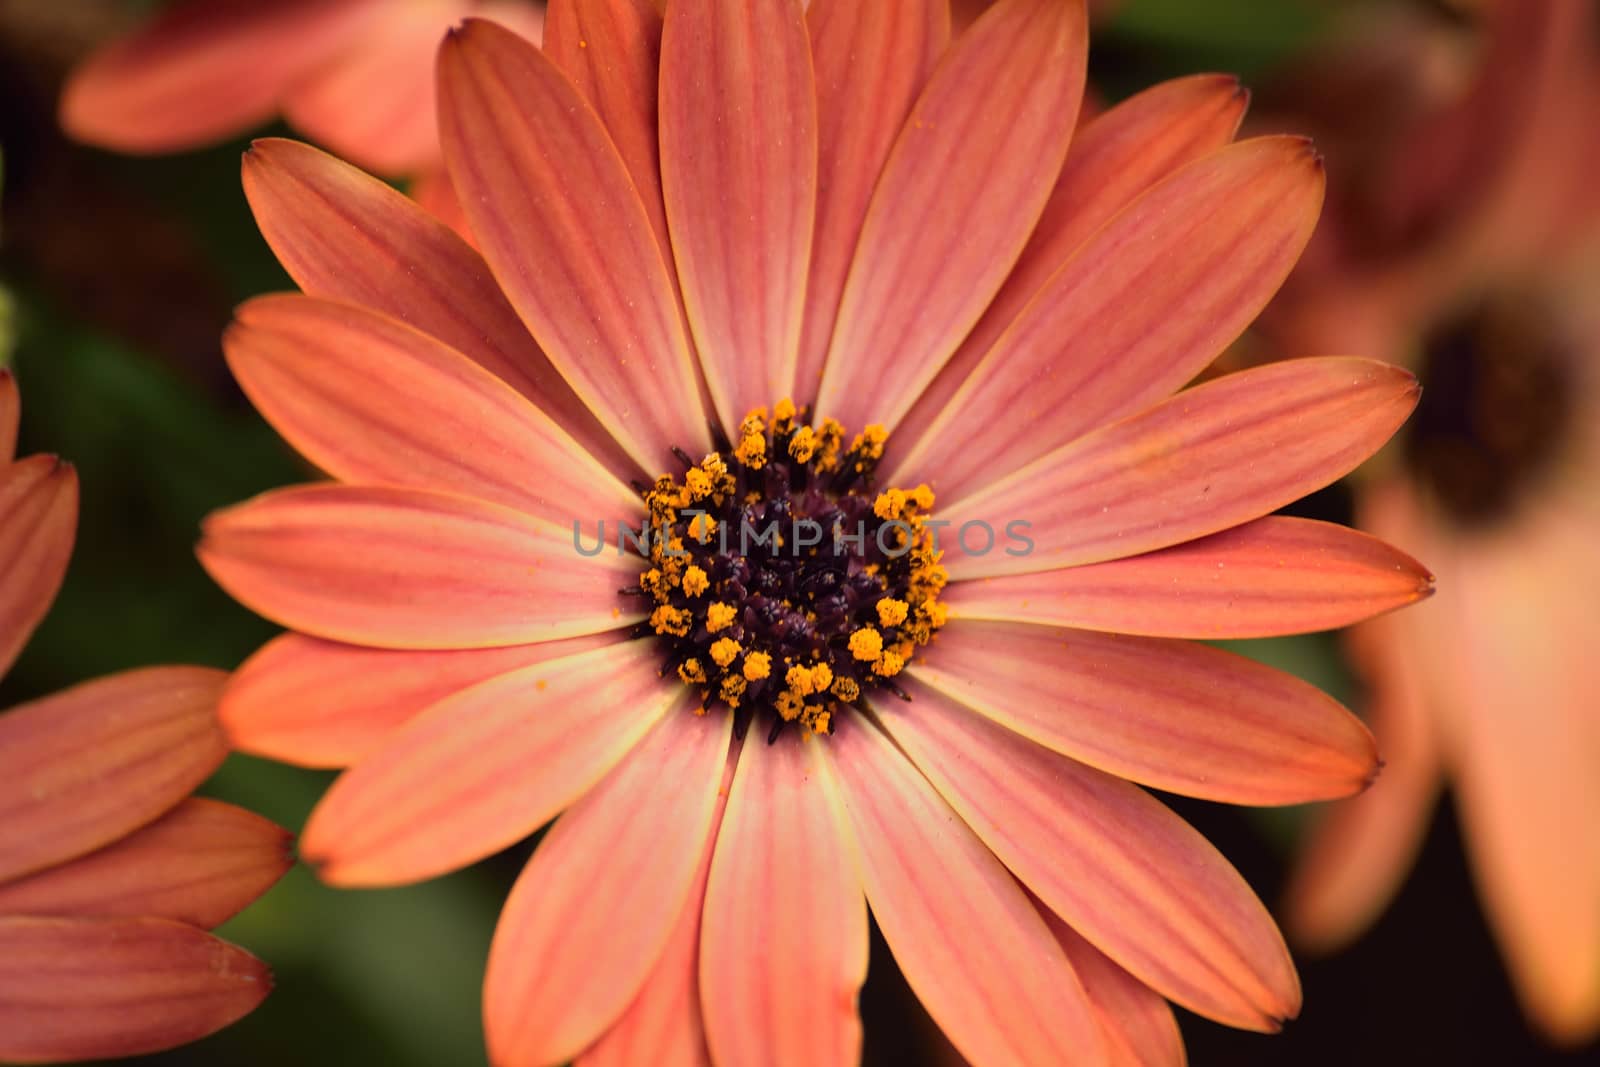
xmin=226 ymin=294 xmax=638 ymax=525
xmin=0 ymin=667 xmax=227 ymax=884
xmin=795 ymin=0 xmax=949 ymax=401
xmin=300 ymin=642 xmax=676 ymax=886
xmin=943 ymin=358 xmax=1419 ymax=578
xmin=439 ymin=18 xmax=709 ymax=474
xmin=659 ymin=0 xmax=817 ymax=430
xmin=910 ymin=621 xmax=1376 ymax=805
xmin=485 ymin=708 xmax=731 ymax=1067
xmin=0 ymin=799 xmax=290 ymax=930
xmin=0 ymin=369 xmax=17 ymax=462
xmin=870 ymin=684 xmax=1300 ymax=1030
xmin=241 ymin=138 xmax=633 ymax=478
xmin=1043 ymin=911 xmax=1185 ymax=1067
xmin=0 ymin=455 xmax=77 ymax=679
xmin=198 ymin=484 xmax=639 ymax=651
xmin=0 ymin=916 xmax=270 ymax=1064
xmin=825 ymin=714 xmax=1107 ymax=1066
xmin=895 ymin=136 xmax=1325 ymax=500
xmin=893 ymin=73 xmax=1248 ymax=455
xmin=59 ymin=0 xmax=379 ymax=153
xmin=814 ymin=0 xmax=1086 ymax=433
xmin=700 ymin=723 xmax=866 ymax=1067
xmin=943 ymin=516 xmax=1435 ymax=638
xmin=221 ymin=631 xmax=626 ymax=768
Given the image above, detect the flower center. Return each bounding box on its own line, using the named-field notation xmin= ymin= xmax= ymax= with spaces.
xmin=627 ymin=400 xmax=948 ymax=741
xmin=1403 ymin=291 xmax=1576 ymax=527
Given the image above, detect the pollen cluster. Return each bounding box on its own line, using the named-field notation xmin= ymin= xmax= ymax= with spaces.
xmin=626 ymin=400 xmax=948 ymax=740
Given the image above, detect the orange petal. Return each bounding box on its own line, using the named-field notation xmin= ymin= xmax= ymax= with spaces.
xmin=0 ymin=455 xmax=77 ymax=679
xmin=824 ymin=714 xmax=1107 ymax=1065
xmin=699 ymin=723 xmax=866 ymax=1067
xmin=813 ymin=0 xmax=1086 ymax=433
xmin=943 ymin=516 xmax=1435 ymax=638
xmin=241 ymin=138 xmax=635 ymax=479
xmin=485 ymin=708 xmax=731 ymax=1066
xmin=895 ymin=136 xmax=1325 ymax=500
xmin=0 ymin=798 xmax=290 ymax=930
xmin=0 ymin=667 xmax=227 ymax=884
xmin=910 ymin=621 xmax=1376 ymax=805
xmin=943 ymin=358 xmax=1420 ymax=578
xmin=0 ymin=915 xmax=270 ymax=1063
xmin=300 ymin=643 xmax=677 ymax=886
xmin=0 ymin=369 xmax=17 ymax=462
xmin=438 ymin=18 xmax=710 ymax=474
xmin=226 ymin=294 xmax=638 ymax=526
xmin=198 ymin=484 xmax=639 ymax=650
xmin=59 ymin=0 xmax=379 ymax=154
xmin=869 ymin=682 xmax=1301 ymax=1031
xmin=222 ymin=630 xmax=625 ymax=768
xmin=893 ymin=73 xmax=1248 ymax=456
xmin=658 ymin=0 xmax=817 ymax=430
xmin=1042 ymin=910 xmax=1186 ymax=1067
xmin=794 ymin=0 xmax=949 ymax=401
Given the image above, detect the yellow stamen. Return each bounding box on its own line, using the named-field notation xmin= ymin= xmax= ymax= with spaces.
xmin=710 ymin=637 xmax=742 ymax=668
xmin=849 ymin=627 xmax=884 ymax=662
xmin=678 ymin=658 xmax=707 ymax=685
xmin=706 ymin=602 xmax=738 ymax=633
xmin=743 ymin=651 xmax=772 ymax=681
xmin=876 ymin=598 xmax=909 ymax=628
xmin=788 ymin=425 xmax=818 ymax=462
xmin=872 ymin=651 xmax=906 ymax=677
xmin=681 ymin=565 xmax=710 ymax=597
xmin=650 ymin=605 xmax=691 ymax=637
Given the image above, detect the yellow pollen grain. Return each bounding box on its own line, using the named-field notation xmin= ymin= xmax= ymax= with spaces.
xmin=872 ymin=651 xmax=906 ymax=678
xmin=681 ymin=565 xmax=710 ymax=597
xmin=831 ymin=677 xmax=860 ymax=702
xmin=850 ymin=425 xmax=888 ymax=464
xmin=787 ymin=425 xmax=818 ymax=462
xmin=678 ymin=658 xmax=707 ymax=685
xmin=710 ymin=637 xmax=742 ymax=668
xmin=772 ymin=397 xmax=797 ymax=425
xmin=684 ymin=467 xmax=713 ymax=500
xmin=910 ymin=483 xmax=936 ymax=509
xmin=776 ymin=690 xmax=804 ymax=721
xmin=876 ymin=598 xmax=909 ymax=627
xmin=743 ymin=651 xmax=772 ymax=681
xmin=816 ymin=418 xmax=846 ymax=472
xmin=688 ymin=512 xmax=717 ymax=542
xmin=849 ymin=627 xmax=884 ymax=662
xmin=650 ymin=605 xmax=691 ymax=637
xmin=720 ymin=675 xmax=747 ymax=708
xmin=706 ymin=602 xmax=737 ymax=633
xmin=873 ymin=489 xmax=906 ymax=520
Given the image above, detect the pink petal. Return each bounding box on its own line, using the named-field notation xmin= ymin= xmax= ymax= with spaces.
xmin=0 ymin=455 xmax=77 ymax=679
xmin=824 ymin=714 xmax=1107 ymax=1065
xmin=0 ymin=369 xmax=17 ymax=463
xmin=59 ymin=0 xmax=379 ymax=154
xmin=658 ymin=0 xmax=817 ymax=431
xmin=700 ymin=726 xmax=866 ymax=1067
xmin=1042 ymin=910 xmax=1186 ymax=1067
xmin=485 ymin=708 xmax=731 ymax=1066
xmin=0 ymin=799 xmax=290 ymax=930
xmin=439 ymin=18 xmax=710 ymax=474
xmin=813 ymin=0 xmax=1086 ymax=433
xmin=0 ymin=916 xmax=270 ymax=1063
xmin=198 ymin=484 xmax=639 ymax=651
xmin=894 ymin=136 xmax=1325 ymax=500
xmin=241 ymin=138 xmax=635 ymax=479
xmin=943 ymin=516 xmax=1435 ymax=638
xmin=910 ymin=619 xmax=1376 ymax=806
xmin=226 ymin=294 xmax=638 ymax=526
xmin=0 ymin=667 xmax=228 ymax=885
xmin=893 ymin=73 xmax=1248 ymax=456
xmin=870 ymin=682 xmax=1301 ymax=1031
xmin=221 ymin=630 xmax=626 ymax=768
xmin=941 ymin=358 xmax=1420 ymax=578
xmin=299 ymin=643 xmax=678 ymax=886
xmin=794 ymin=0 xmax=949 ymax=401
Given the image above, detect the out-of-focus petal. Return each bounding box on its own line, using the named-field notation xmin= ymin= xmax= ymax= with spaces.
xmin=0 ymin=915 xmax=270 ymax=1064
xmin=870 ymin=682 xmax=1301 ymax=1031
xmin=300 ymin=643 xmax=679 ymax=886
xmin=225 ymin=295 xmax=638 ymax=525
xmin=438 ymin=18 xmax=709 ymax=474
xmin=943 ymin=358 xmax=1419 ymax=578
xmin=0 ymin=455 xmax=77 ymax=679
xmin=943 ymin=516 xmax=1435 ymax=638
xmin=896 ymin=137 xmax=1325 ymax=500
xmin=814 ymin=0 xmax=1087 ymax=432
xmin=794 ymin=0 xmax=948 ymax=402
xmin=699 ymin=722 xmax=866 ymax=1067
xmin=59 ymin=0 xmax=380 ymax=154
xmin=241 ymin=139 xmax=635 ymax=478
xmin=0 ymin=667 xmax=227 ymax=885
xmin=198 ymin=484 xmax=639 ymax=651
xmin=895 ymin=73 xmax=1248 ymax=455
xmin=658 ymin=0 xmax=817 ymax=430
xmin=0 ymin=370 xmax=17 ymax=463
xmin=910 ymin=622 xmax=1377 ymax=805
xmin=221 ymin=631 xmax=625 ymax=768
xmin=1042 ymin=910 xmax=1186 ymax=1067
xmin=825 ymin=714 xmax=1107 ymax=1066
xmin=0 ymin=799 xmax=290 ymax=930
xmin=485 ymin=708 xmax=731 ymax=1067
